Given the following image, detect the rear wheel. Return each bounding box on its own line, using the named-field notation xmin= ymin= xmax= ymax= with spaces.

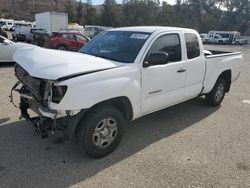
xmin=77 ymin=105 xmax=125 ymax=158
xmin=205 ymin=78 xmax=227 ymax=106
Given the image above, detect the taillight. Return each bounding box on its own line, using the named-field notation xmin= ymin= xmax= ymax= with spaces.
xmin=52 ymin=85 xmax=67 ymax=103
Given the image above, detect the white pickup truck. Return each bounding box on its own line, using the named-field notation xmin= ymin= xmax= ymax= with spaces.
xmin=12 ymin=26 xmax=242 ymax=158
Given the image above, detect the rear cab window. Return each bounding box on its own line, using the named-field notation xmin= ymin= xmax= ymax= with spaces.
xmin=184 ymin=33 xmax=200 ymax=59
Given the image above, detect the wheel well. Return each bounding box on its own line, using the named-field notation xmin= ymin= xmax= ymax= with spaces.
xmin=91 ymin=97 xmax=134 ymax=121
xmin=218 ymin=70 xmax=231 ymax=92
xmin=72 ymin=97 xmax=133 ymax=138
xmin=110 ymin=97 xmax=133 ymax=120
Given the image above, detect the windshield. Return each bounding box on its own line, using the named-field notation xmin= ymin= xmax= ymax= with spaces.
xmin=79 ymin=31 xmax=151 ymax=63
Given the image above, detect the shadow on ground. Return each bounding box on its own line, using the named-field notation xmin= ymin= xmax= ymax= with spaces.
xmin=0 ymin=97 xmax=219 ymax=187
xmin=0 ymin=62 xmax=15 ymax=67
xmin=0 ymin=118 xmax=10 ymax=125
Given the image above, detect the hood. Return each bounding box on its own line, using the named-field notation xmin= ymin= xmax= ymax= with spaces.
xmin=13 ymin=47 xmax=122 ymax=80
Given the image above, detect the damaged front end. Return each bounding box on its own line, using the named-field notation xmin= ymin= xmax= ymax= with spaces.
xmin=10 ymin=64 xmax=81 ymax=139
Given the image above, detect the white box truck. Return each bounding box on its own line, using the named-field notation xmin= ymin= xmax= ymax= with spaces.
xmin=35 ymin=12 xmax=68 ymax=33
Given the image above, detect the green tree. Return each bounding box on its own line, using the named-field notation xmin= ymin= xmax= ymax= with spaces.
xmin=102 ymin=0 xmax=124 ymax=27
xmin=65 ymin=0 xmax=75 ymax=22
xmin=85 ymin=0 xmax=99 ymax=25
xmin=157 ymin=2 xmax=174 ymax=26
xmin=123 ymin=0 xmax=160 ymax=26
xmin=221 ymin=0 xmax=250 ymax=33
xmin=76 ymin=0 xmax=85 ymax=25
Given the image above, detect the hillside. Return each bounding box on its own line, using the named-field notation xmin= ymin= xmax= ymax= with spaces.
xmin=0 ymin=0 xmax=78 ymax=21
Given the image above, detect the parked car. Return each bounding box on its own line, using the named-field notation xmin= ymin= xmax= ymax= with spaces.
xmin=200 ymin=33 xmax=209 ymax=44
xmin=5 ymin=21 xmax=14 ymax=31
xmin=45 ymin=32 xmax=89 ymax=51
xmin=12 ymin=23 xmax=32 ymax=41
xmin=208 ymin=30 xmax=248 ymax=45
xmin=84 ymin=25 xmax=112 ymax=39
xmin=0 ymin=27 xmax=8 ymax=38
xmin=209 ymin=34 xmax=229 ymax=44
xmin=0 ymin=21 xmax=6 ymax=29
xmin=25 ymin=28 xmax=48 ymax=46
xmin=13 ymin=26 xmax=242 ymax=158
xmin=232 ymin=35 xmax=248 ymax=45
xmin=0 ymin=36 xmax=33 ymax=62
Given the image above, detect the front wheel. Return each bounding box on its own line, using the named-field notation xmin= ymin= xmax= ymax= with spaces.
xmin=205 ymin=78 xmax=227 ymax=106
xmin=57 ymin=45 xmax=67 ymax=50
xmin=77 ymin=105 xmax=125 ymax=158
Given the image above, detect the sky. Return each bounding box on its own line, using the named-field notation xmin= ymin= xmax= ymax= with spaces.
xmin=88 ymin=0 xmax=176 ymax=5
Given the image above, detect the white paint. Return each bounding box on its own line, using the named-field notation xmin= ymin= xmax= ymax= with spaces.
xmin=130 ymin=34 xmax=149 ymax=39
xmin=13 ymin=47 xmax=123 ymax=80
xmin=242 ymin=100 xmax=250 ymax=104
xmin=0 ymin=35 xmax=34 ymax=62
xmin=14 ymin=26 xmax=242 ymax=121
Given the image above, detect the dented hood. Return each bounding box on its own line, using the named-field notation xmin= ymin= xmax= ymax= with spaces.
xmin=13 ymin=47 xmax=121 ymax=80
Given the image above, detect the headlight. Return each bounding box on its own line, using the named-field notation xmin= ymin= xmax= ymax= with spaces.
xmin=52 ymin=85 xmax=67 ymax=103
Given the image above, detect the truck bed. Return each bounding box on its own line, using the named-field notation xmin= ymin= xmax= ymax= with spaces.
xmin=205 ymin=50 xmax=242 ymax=58
xmin=202 ymin=50 xmax=242 ymax=94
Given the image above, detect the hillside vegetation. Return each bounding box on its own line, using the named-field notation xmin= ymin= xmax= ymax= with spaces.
xmin=0 ymin=0 xmax=249 ymax=35
xmin=0 ymin=0 xmax=77 ymax=20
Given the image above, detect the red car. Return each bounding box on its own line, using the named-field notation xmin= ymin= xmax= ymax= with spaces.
xmin=45 ymin=32 xmax=89 ymax=51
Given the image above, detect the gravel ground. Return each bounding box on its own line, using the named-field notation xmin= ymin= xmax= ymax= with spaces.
xmin=0 ymin=44 xmax=250 ymax=188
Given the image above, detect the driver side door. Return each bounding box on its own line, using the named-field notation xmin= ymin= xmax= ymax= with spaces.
xmin=142 ymin=33 xmax=187 ymax=115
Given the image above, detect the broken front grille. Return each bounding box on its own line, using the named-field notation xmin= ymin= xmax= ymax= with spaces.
xmin=15 ymin=64 xmax=47 ymax=103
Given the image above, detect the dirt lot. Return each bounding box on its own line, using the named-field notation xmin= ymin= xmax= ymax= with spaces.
xmin=0 ymin=45 xmax=250 ymax=188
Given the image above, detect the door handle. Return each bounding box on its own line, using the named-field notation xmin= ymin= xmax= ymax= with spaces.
xmin=177 ymin=68 xmax=186 ymax=73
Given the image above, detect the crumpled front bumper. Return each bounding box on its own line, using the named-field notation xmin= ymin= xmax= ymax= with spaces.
xmin=19 ymin=94 xmax=58 ymax=119
xmin=10 ymin=83 xmax=83 ymax=139
xmin=18 ymin=92 xmax=83 ymax=139
xmin=11 ymin=64 xmax=84 ymax=139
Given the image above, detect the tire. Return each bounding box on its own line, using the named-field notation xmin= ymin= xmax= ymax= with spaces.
xmin=77 ymin=104 xmax=125 ymax=158
xmin=235 ymin=42 xmax=240 ymax=45
xmin=205 ymin=78 xmax=227 ymax=106
xmin=57 ymin=45 xmax=67 ymax=50
xmin=218 ymin=41 xmax=223 ymax=45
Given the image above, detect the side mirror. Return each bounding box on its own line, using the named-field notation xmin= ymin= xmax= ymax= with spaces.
xmin=143 ymin=52 xmax=169 ymax=68
xmin=3 ymin=39 xmax=11 ymax=45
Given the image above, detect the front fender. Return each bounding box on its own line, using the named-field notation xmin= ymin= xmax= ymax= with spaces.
xmin=49 ymin=66 xmax=142 ymax=119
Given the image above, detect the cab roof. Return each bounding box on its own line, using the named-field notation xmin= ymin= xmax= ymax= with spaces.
xmin=111 ymin=26 xmax=196 ymax=33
